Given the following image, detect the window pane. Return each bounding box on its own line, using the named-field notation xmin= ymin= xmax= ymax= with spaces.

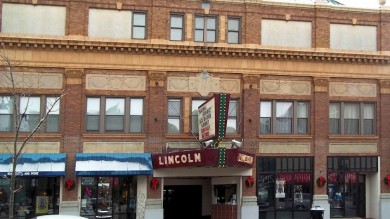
xmin=0 ymin=96 xmax=13 ymax=114
xmin=228 ymin=101 xmax=237 ymax=117
xmin=87 ymin=115 xmax=99 ymax=131
xmin=87 ymin=98 xmax=100 ymax=115
xmin=228 ymin=32 xmax=238 ymax=44
xmin=206 ymin=30 xmax=216 ymax=42
xmin=260 ymin=118 xmax=271 ymax=134
xmin=364 ymin=120 xmax=374 ymax=135
xmin=132 ymin=27 xmax=145 ymax=39
xmin=106 ymin=115 xmax=124 ymax=131
xmin=344 ymin=103 xmax=359 ymax=134
xmin=297 ymin=102 xmax=308 ymax=118
xmin=297 ymin=118 xmax=308 ymax=134
xmin=364 ymin=104 xmax=374 ymax=119
xmin=195 ymin=17 xmax=204 ymax=29
xmin=329 ymin=103 xmax=340 ymax=118
xmin=46 ymin=114 xmax=59 ymax=132
xmin=206 ymin=18 xmax=216 ymax=30
xmin=20 ymin=97 xmax=40 ymax=114
xmin=170 ymin=29 xmax=183 ymax=41
xmin=46 ymin=97 xmax=60 ymax=114
xmin=276 ymin=118 xmax=292 ymax=134
xmin=130 ymin=115 xmax=143 ymax=133
xmin=0 ymin=115 xmax=12 ymax=131
xmin=133 ymin=13 xmax=146 ymax=26
xmin=20 ymin=114 xmax=40 ymax=132
xmin=228 ymin=19 xmax=239 ymax=31
xmin=168 ymin=99 xmax=181 ymax=116
xmin=171 ymin=15 xmax=183 ymax=28
xmin=329 ymin=103 xmax=340 ymax=134
xmin=168 ymin=118 xmax=180 ymax=134
xmin=276 ymin=102 xmax=292 ymax=118
xmin=106 ymin=98 xmax=124 ymax=115
xmin=330 ymin=118 xmax=340 ymax=134
xmin=195 ymin=30 xmax=204 ymax=41
xmin=130 ymin=99 xmax=143 ymax=115
xmin=261 ymin=102 xmax=272 ymax=117
xmin=192 ymin=100 xmax=205 ymax=133
xmin=226 ymin=119 xmax=237 ymax=134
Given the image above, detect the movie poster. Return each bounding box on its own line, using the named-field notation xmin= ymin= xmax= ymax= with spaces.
xmin=275 ymin=180 xmax=286 ymax=198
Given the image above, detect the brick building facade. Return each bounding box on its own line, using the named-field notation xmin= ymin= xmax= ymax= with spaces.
xmin=0 ymin=0 xmax=390 ymax=219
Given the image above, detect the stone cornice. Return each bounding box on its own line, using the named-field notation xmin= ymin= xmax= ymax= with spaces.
xmin=1 ymin=35 xmax=390 ymax=64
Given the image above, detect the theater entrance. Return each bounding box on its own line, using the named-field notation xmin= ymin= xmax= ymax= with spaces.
xmin=163 ymin=185 xmax=202 ymax=219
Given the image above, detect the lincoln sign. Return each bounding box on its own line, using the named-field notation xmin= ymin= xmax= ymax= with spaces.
xmin=152 ymin=148 xmax=254 ymax=169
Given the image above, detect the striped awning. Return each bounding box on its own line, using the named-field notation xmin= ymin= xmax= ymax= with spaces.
xmin=0 ymin=153 xmax=66 ymax=176
xmin=75 ymin=153 xmax=153 ymax=176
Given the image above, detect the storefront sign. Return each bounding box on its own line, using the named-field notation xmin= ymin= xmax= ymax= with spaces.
xmin=8 ymin=171 xmax=40 ymax=176
xmin=153 ymin=148 xmax=255 ymax=169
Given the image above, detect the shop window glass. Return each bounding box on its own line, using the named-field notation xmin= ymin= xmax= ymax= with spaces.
xmin=80 ymin=176 xmax=137 ymax=219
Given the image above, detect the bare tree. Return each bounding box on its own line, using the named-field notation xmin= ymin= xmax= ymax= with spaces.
xmin=0 ymin=50 xmax=66 ymax=219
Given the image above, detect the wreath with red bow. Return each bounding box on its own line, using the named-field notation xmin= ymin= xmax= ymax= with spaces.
xmin=384 ymin=175 xmax=390 ymax=185
xmin=150 ymin=178 xmax=159 ymax=190
xmin=316 ymin=176 xmax=326 ymax=187
xmin=65 ymin=179 xmax=76 ymax=191
xmin=245 ymin=177 xmax=254 ymax=188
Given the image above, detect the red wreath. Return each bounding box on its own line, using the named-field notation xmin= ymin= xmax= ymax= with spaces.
xmin=65 ymin=179 xmax=76 ymax=191
xmin=316 ymin=176 xmax=326 ymax=187
xmin=384 ymin=175 xmax=390 ymax=185
xmin=245 ymin=177 xmax=254 ymax=188
xmin=150 ymin=178 xmax=159 ymax=190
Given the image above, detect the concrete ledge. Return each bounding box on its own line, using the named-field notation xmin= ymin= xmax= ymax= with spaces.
xmin=59 ymin=201 xmax=79 ymax=216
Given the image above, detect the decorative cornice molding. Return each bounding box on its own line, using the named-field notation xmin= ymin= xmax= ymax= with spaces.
xmin=1 ymin=36 xmax=389 ymax=65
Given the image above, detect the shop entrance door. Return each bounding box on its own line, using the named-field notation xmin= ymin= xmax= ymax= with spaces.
xmin=357 ymin=174 xmax=366 ymax=218
xmin=163 ymin=185 xmax=202 ymax=219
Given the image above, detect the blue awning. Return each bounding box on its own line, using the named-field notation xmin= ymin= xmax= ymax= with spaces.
xmin=0 ymin=153 xmax=66 ymax=177
xmin=75 ymin=153 xmax=153 ymax=176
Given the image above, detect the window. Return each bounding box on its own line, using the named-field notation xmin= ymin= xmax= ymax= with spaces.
xmin=330 ymin=24 xmax=377 ymax=51
xmin=88 ymin=9 xmax=132 ymax=39
xmin=2 ymin=3 xmax=66 ymax=36
xmin=132 ymin=12 xmax=147 ymax=39
xmin=329 ymin=102 xmax=375 ymax=135
xmin=0 ymin=95 xmax=60 ymax=133
xmin=194 ymin=15 xmax=217 ymax=42
xmin=227 ymin=17 xmax=240 ymax=44
xmin=192 ymin=100 xmax=205 ymax=134
xmin=168 ymin=99 xmax=181 ymax=134
xmin=227 ymin=100 xmax=238 ymax=133
xmin=170 ymin=14 xmax=184 ymax=41
xmin=0 ymin=96 xmax=14 ymax=132
xmin=260 ymin=101 xmax=309 ymax=134
xmin=86 ymin=97 xmax=143 ymax=133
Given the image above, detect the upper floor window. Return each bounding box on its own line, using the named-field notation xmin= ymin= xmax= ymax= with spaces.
xmin=170 ymin=14 xmax=184 ymax=41
xmin=192 ymin=100 xmax=205 ymax=134
xmin=260 ymin=101 xmax=309 ymax=135
xmin=227 ymin=17 xmax=240 ymax=44
xmin=261 ymin=19 xmax=312 ymax=48
xmin=168 ymin=99 xmax=182 ymax=134
xmin=86 ymin=97 xmax=143 ymax=133
xmin=132 ymin=12 xmax=147 ymax=39
xmin=2 ymin=3 xmax=66 ymax=36
xmin=88 ymin=9 xmax=146 ymax=39
xmin=0 ymin=95 xmax=60 ymax=133
xmin=329 ymin=102 xmax=375 ymax=135
xmin=194 ymin=15 xmax=217 ymax=42
xmin=330 ymin=24 xmax=377 ymax=52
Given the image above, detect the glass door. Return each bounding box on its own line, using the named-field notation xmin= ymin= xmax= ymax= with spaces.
xmin=97 ymin=177 xmax=113 ymax=218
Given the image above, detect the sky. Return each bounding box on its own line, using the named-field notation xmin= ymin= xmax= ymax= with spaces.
xmin=274 ymin=0 xmax=390 ymax=8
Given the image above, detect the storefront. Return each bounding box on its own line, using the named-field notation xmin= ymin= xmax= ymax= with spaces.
xmin=256 ymin=157 xmax=313 ymax=219
xmin=0 ymin=153 xmax=66 ymax=218
xmin=153 ymin=148 xmax=255 ymax=219
xmin=327 ymin=156 xmax=378 ymax=218
xmin=75 ymin=153 xmax=153 ymax=219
